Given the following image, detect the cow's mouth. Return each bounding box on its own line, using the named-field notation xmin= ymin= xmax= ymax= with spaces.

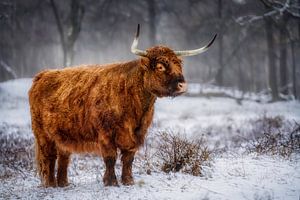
xmin=151 ymin=85 xmax=187 ymax=97
xmin=171 ymin=90 xmax=186 ymax=97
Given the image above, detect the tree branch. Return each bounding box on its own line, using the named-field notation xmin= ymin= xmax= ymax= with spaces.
xmin=0 ymin=60 xmax=17 ymax=79
xmin=235 ymin=0 xmax=300 ymax=26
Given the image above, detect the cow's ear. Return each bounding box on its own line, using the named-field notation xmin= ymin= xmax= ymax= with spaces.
xmin=140 ymin=57 xmax=150 ymax=71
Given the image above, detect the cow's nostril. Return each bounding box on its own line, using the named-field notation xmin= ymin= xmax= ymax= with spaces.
xmin=177 ymin=82 xmax=187 ymax=92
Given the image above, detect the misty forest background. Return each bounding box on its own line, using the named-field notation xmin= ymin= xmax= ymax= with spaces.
xmin=0 ymin=0 xmax=300 ymax=101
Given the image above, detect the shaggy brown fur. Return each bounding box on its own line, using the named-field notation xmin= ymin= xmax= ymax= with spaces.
xmin=29 ymin=46 xmax=185 ymax=187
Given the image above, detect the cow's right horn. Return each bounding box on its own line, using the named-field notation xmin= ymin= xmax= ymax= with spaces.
xmin=174 ymin=34 xmax=217 ymax=56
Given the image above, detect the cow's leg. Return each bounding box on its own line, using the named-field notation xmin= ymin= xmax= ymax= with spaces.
xmin=103 ymin=156 xmax=118 ymax=186
xmin=36 ymin=136 xmax=57 ymax=187
xmin=121 ymin=150 xmax=136 ymax=185
xmin=101 ymin=144 xmax=118 ymax=186
xmin=57 ymin=150 xmax=70 ymax=187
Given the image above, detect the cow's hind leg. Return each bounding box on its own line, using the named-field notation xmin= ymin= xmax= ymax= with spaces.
xmin=57 ymin=151 xmax=70 ymax=187
xmin=121 ymin=150 xmax=136 ymax=185
xmin=36 ymin=136 xmax=57 ymax=187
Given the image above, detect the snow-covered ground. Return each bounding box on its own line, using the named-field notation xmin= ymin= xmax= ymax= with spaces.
xmin=1 ymin=78 xmax=300 ymax=200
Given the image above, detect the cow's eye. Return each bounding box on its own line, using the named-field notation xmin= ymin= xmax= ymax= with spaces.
xmin=156 ymin=63 xmax=166 ymax=72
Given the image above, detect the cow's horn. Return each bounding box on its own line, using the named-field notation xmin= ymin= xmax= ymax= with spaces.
xmin=131 ymin=24 xmax=147 ymax=56
xmin=174 ymin=34 xmax=217 ymax=56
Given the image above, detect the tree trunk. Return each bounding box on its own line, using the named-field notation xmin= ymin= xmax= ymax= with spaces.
xmin=291 ymin=41 xmax=297 ymax=99
xmin=279 ymin=15 xmax=289 ymax=95
xmin=237 ymin=51 xmax=245 ymax=93
xmin=50 ymin=0 xmax=84 ymax=67
xmin=249 ymin=50 xmax=256 ymax=92
xmin=215 ymin=0 xmax=224 ymax=86
xmin=265 ymin=17 xmax=279 ymax=101
xmin=299 ymin=0 xmax=300 ymax=40
xmin=147 ymin=0 xmax=157 ymax=45
xmin=297 ymin=0 xmax=300 ymax=99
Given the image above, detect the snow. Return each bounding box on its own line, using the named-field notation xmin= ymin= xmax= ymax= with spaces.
xmin=1 ymin=78 xmax=300 ymax=200
xmin=0 ymin=78 xmax=32 ymax=127
xmin=0 ymin=78 xmax=32 ymax=99
xmin=155 ymin=96 xmax=300 ymax=130
xmin=2 ymin=154 xmax=300 ymax=200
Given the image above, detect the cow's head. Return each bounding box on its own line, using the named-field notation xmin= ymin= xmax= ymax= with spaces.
xmin=131 ymin=24 xmax=216 ymax=97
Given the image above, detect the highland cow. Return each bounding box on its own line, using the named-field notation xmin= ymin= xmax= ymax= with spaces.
xmin=28 ymin=24 xmax=216 ymax=187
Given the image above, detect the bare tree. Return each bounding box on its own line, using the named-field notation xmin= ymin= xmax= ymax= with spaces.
xmin=261 ymin=0 xmax=300 ymax=99
xmin=278 ymin=14 xmax=289 ymax=95
xmin=265 ymin=16 xmax=279 ymax=101
xmin=49 ymin=0 xmax=84 ymax=67
xmin=147 ymin=0 xmax=157 ymax=45
xmin=236 ymin=0 xmax=300 ymax=100
xmin=215 ymin=0 xmax=224 ymax=86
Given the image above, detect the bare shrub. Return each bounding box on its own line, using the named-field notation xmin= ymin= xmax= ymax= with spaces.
xmin=134 ymin=134 xmax=159 ymax=175
xmin=252 ymin=114 xmax=284 ymax=136
xmin=247 ymin=115 xmax=300 ymax=157
xmin=0 ymin=123 xmax=34 ymax=179
xmin=0 ymin=136 xmax=34 ymax=179
xmin=155 ymin=130 xmax=211 ymax=176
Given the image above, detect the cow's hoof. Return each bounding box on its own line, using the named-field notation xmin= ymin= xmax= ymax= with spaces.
xmin=103 ymin=176 xmax=119 ymax=187
xmin=43 ymin=180 xmax=57 ymax=188
xmin=122 ymin=176 xmax=134 ymax=186
xmin=57 ymin=180 xmax=69 ymax=187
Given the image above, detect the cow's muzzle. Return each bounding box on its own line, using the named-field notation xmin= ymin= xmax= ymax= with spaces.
xmin=174 ymin=82 xmax=187 ymax=95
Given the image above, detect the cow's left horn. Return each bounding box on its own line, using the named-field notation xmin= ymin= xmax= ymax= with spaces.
xmin=131 ymin=24 xmax=147 ymax=57
xmin=174 ymin=34 xmax=217 ymax=56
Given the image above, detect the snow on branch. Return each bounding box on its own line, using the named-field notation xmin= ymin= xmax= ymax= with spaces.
xmin=236 ymin=0 xmax=300 ymax=26
xmin=0 ymin=60 xmax=17 ymax=79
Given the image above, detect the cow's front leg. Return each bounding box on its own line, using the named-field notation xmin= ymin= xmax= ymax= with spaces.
xmin=101 ymin=142 xmax=118 ymax=187
xmin=103 ymin=156 xmax=118 ymax=186
xmin=121 ymin=150 xmax=136 ymax=185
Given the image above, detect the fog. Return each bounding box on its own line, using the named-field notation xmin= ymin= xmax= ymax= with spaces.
xmin=0 ymin=0 xmax=299 ymax=100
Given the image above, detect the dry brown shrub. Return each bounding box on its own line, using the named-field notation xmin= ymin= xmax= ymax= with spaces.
xmin=155 ymin=130 xmax=211 ymax=176
xmin=247 ymin=115 xmax=300 ymax=157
